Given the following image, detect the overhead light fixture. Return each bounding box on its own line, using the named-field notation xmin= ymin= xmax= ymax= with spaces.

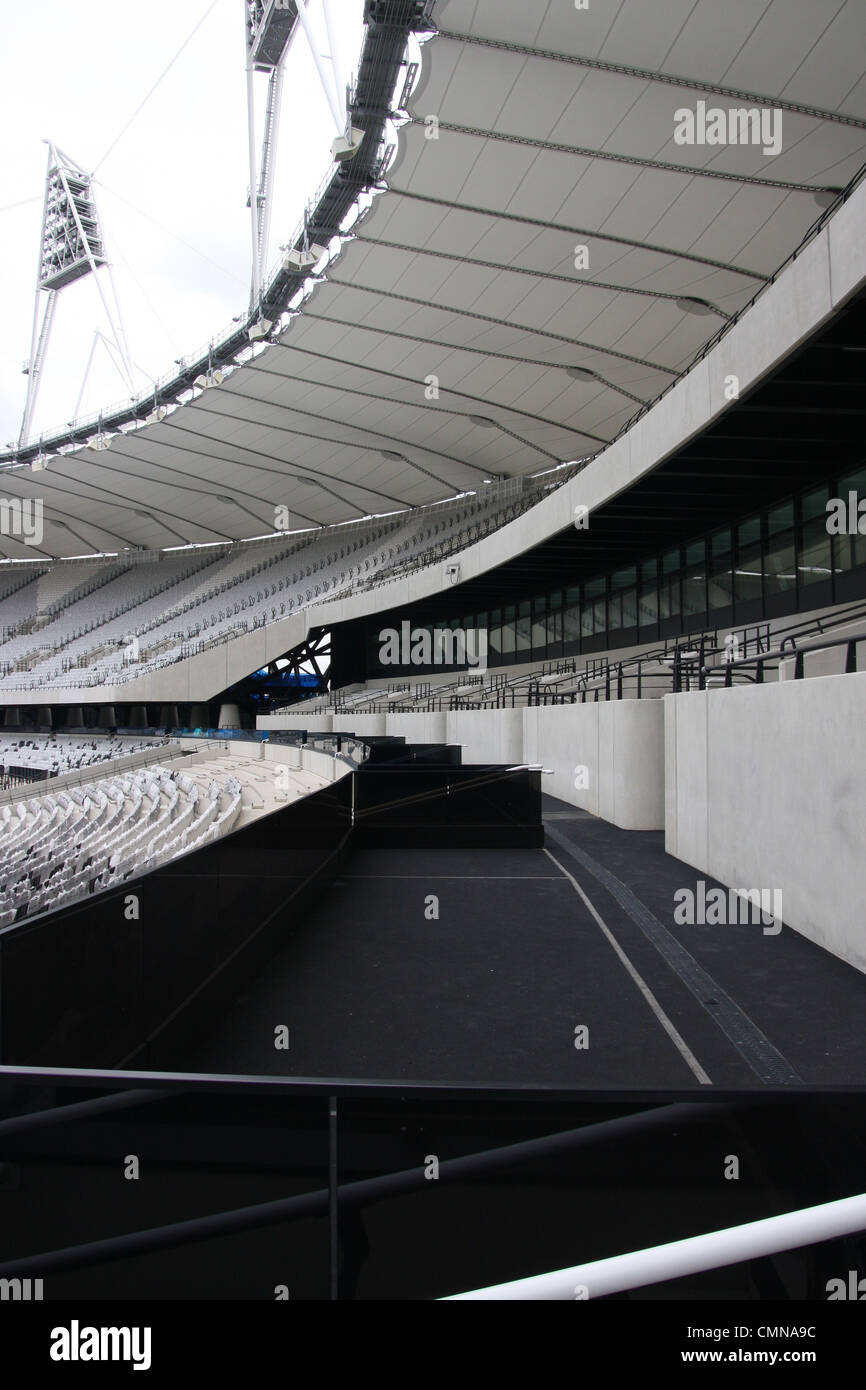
xmin=381 ymin=449 xmax=405 ymax=461
xmin=31 ymin=454 xmax=50 ymax=471
xmin=216 ymin=495 xmax=235 ymax=505
xmin=134 ymin=509 xmax=152 ymax=519
xmin=193 ymin=369 xmax=224 ymax=390
xmin=332 ymin=125 xmax=364 ymax=163
xmin=87 ymin=416 xmax=111 ymax=451
xmin=675 ymin=297 xmax=717 ymax=317
xmin=247 ymin=318 xmax=273 ymax=342
xmin=145 ymin=405 xmax=167 ymax=425
xmin=566 ymin=366 xmax=598 ymax=382
xmin=469 ymin=415 xmax=496 ymax=428
xmin=283 ymin=244 xmax=327 ymax=271
xmin=813 ymin=188 xmax=841 ymax=209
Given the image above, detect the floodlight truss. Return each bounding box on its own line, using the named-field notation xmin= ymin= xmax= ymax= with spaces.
xmin=19 ymin=144 xmax=132 ymax=448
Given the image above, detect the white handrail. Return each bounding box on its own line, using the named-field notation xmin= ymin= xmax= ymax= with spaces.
xmin=441 ymin=1192 xmax=866 ymax=1300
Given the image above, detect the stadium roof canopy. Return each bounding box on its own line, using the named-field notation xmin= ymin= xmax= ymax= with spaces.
xmin=3 ymin=0 xmax=866 ymax=559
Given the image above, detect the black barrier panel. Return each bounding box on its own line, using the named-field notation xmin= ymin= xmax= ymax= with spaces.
xmin=353 ymin=764 xmax=542 ymax=848
xmin=362 ymin=740 xmax=462 ymax=767
xmin=0 ymin=776 xmax=352 ymax=1072
xmin=0 ymin=892 xmax=143 ymax=1068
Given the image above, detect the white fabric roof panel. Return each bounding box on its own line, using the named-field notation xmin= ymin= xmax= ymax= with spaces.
xmin=1 ymin=0 xmax=864 ymax=558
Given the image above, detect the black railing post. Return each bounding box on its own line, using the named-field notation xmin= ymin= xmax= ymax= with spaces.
xmin=329 ymin=1094 xmax=339 ymax=1301
xmin=794 ymin=650 xmax=804 ymax=680
xmin=846 ymin=640 xmax=857 ymax=674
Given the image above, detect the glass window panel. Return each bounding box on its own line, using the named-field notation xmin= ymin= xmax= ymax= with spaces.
xmin=835 ymin=472 xmax=866 ymax=573
xmin=798 ymin=487 xmax=832 ymax=588
xmin=611 ymin=566 xmax=636 ymax=592
xmin=563 ymin=600 xmax=581 ymax=645
xmin=735 ymin=519 xmax=763 ymax=604
xmin=501 ymin=605 xmax=515 ymax=656
xmin=516 ymin=601 xmax=531 ymax=652
xmin=639 ymin=558 xmax=658 ymax=626
xmin=708 ymin=528 xmax=733 ymax=609
xmin=660 ymin=549 xmax=680 ymax=618
xmin=683 ymin=541 xmax=706 ymax=616
xmin=765 ymin=511 xmax=796 ymax=596
xmin=532 ymin=597 xmax=546 ymax=647
xmin=608 ymin=591 xmax=623 ymax=630
xmin=546 ymin=608 xmax=563 ymax=643
xmin=768 ymin=501 xmax=794 ymax=536
xmin=582 ymin=577 xmax=604 ymax=637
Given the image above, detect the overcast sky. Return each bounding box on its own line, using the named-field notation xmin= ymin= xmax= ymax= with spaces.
xmin=0 ymin=0 xmax=365 ymax=447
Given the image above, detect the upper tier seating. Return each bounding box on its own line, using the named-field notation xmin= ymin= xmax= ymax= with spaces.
xmin=0 ymin=482 xmax=546 ymax=692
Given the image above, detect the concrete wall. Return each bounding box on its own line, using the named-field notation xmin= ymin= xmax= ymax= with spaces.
xmin=524 ymin=700 xmax=665 ymax=830
xmin=259 ymin=712 xmax=333 ymax=732
xmin=445 ymin=709 xmax=524 ymax=768
xmin=665 ymin=674 xmax=866 ymax=973
xmin=331 ymin=714 xmax=387 ymax=737
xmin=266 ymin=701 xmax=667 ymax=831
xmin=384 ymin=712 xmax=448 ymax=744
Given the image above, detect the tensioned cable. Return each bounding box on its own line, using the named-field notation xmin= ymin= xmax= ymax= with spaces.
xmin=243 ymin=359 xmax=612 ymax=445
xmin=93 ymin=1 xmax=222 ymax=173
xmin=0 ymin=460 xmax=248 ymax=541
xmin=151 ymin=415 xmax=416 ymax=512
xmin=410 ymin=117 xmax=840 ymax=194
xmin=432 ymin=30 xmax=866 ymax=130
xmin=0 ymin=196 xmax=42 ymax=216
xmin=300 ymin=307 xmax=679 ymax=378
xmin=385 ymin=188 xmax=769 ymax=281
xmin=96 ymin=181 xmax=247 ymax=288
xmin=205 ymin=387 xmax=524 ymax=480
xmin=352 ymin=232 xmax=730 ymax=315
xmin=59 ymin=435 xmax=328 ymax=525
xmin=318 ymin=279 xmax=685 ymax=374
xmin=267 ymin=341 xmax=649 ymax=420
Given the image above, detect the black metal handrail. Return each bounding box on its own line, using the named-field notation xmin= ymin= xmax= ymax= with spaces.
xmin=703 ymin=629 xmax=864 ymax=687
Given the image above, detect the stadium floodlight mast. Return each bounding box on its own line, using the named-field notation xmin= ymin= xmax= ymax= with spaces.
xmin=19 ymin=143 xmax=133 ymax=448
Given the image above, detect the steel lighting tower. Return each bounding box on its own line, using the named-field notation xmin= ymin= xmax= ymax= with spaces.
xmin=19 ymin=143 xmax=132 ymax=447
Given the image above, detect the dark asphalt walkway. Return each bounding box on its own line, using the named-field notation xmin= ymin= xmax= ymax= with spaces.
xmin=186 ymin=796 xmax=866 ymax=1088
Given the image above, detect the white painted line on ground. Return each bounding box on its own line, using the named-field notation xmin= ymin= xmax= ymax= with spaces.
xmin=544 ymin=847 xmax=711 ymax=1086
